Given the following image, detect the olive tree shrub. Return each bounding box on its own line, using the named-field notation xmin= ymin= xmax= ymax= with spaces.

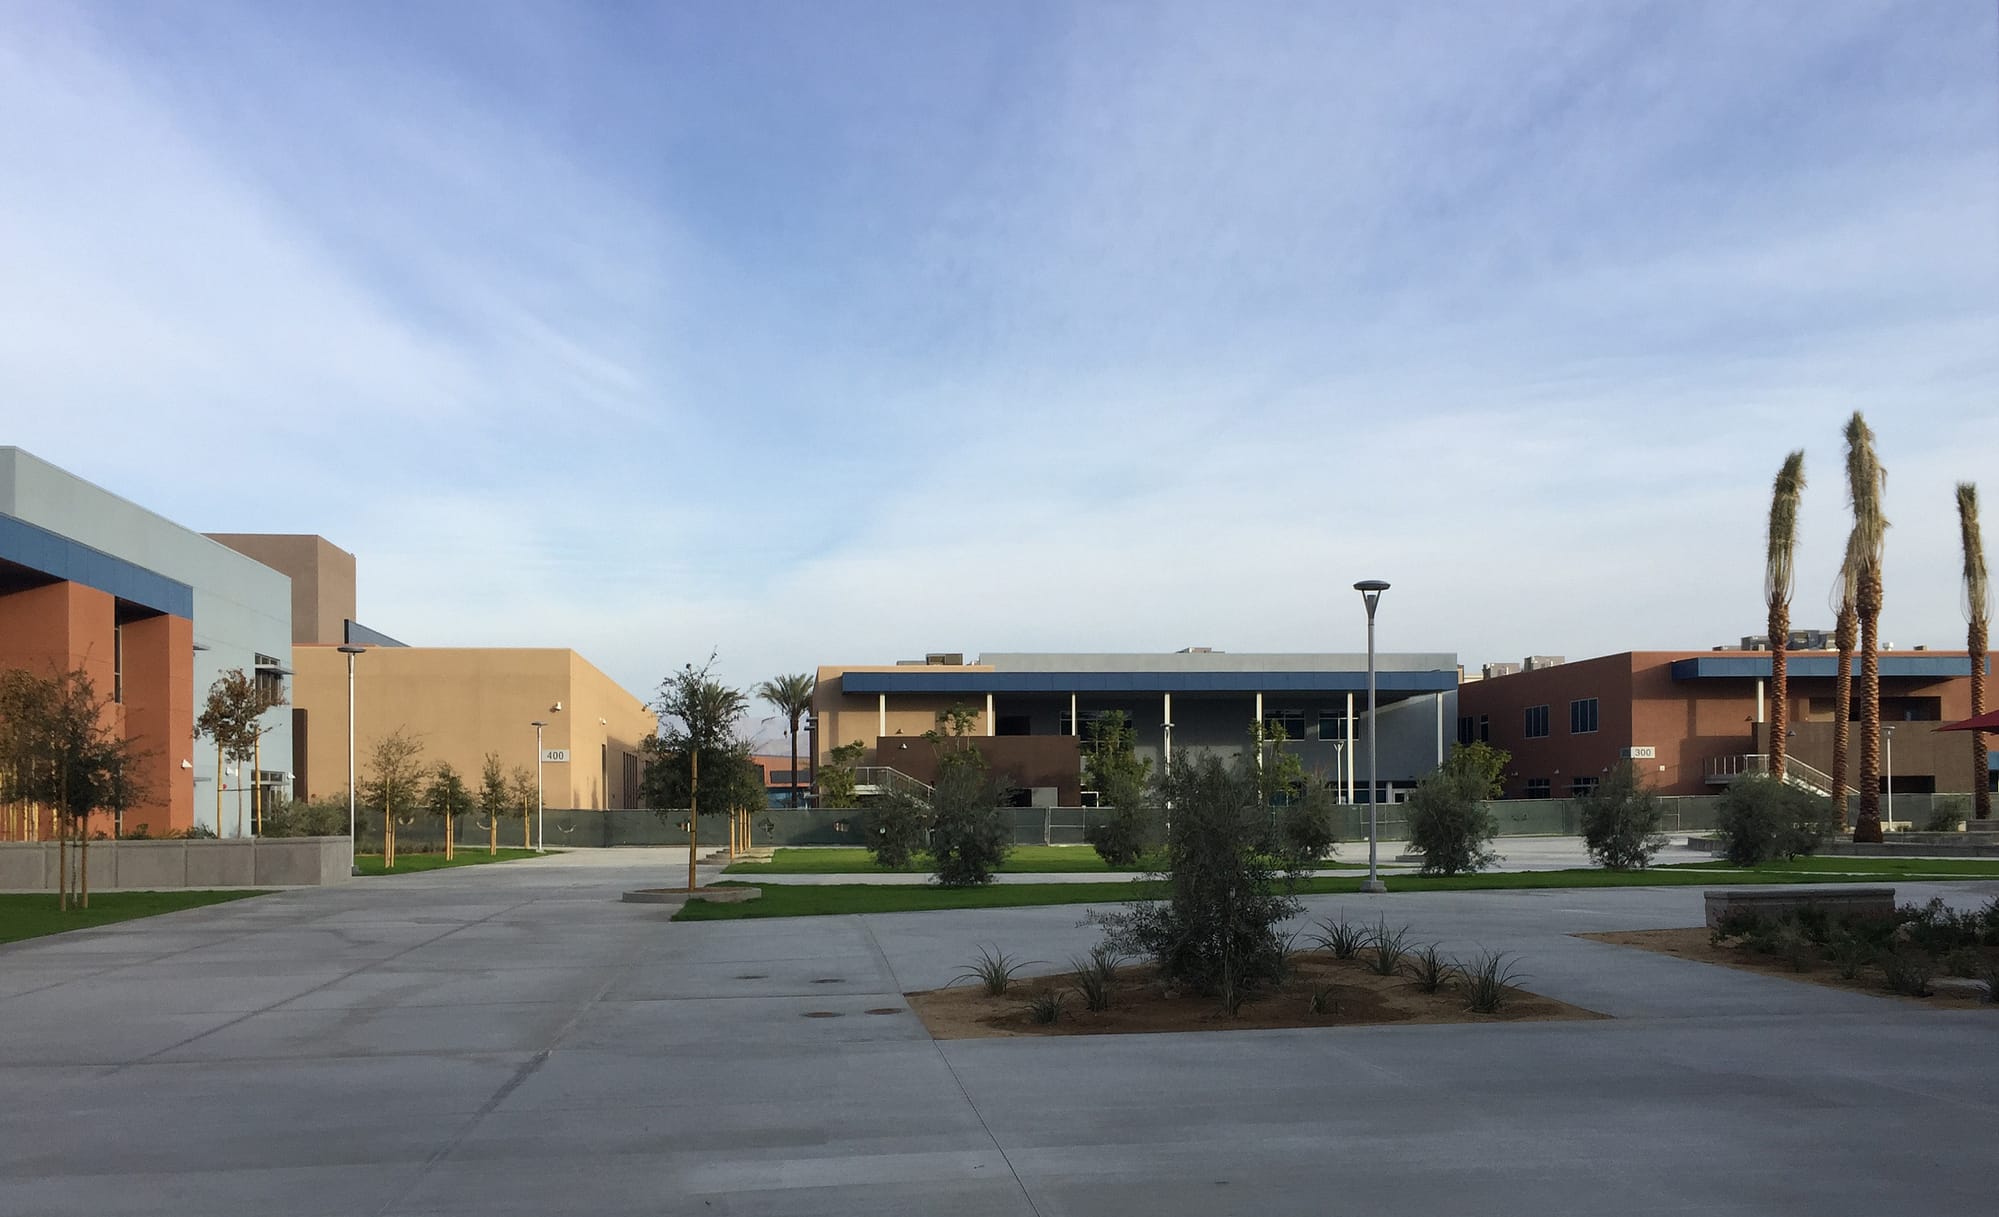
xmin=1714 ymin=774 xmax=1835 ymax=866
xmin=1403 ymin=743 xmax=1506 ymax=876
xmin=1578 ymin=761 xmax=1668 ymax=870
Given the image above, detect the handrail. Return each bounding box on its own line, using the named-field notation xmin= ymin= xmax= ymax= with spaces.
xmin=852 ymin=766 xmax=935 ymax=802
xmin=1703 ymin=753 xmax=1853 ymax=796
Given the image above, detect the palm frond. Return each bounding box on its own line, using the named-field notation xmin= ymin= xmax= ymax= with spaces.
xmin=1960 ymin=483 xmax=1989 ymax=627
xmin=1764 ymin=450 xmax=1806 ymax=602
xmin=1842 ymin=411 xmax=1888 ymax=565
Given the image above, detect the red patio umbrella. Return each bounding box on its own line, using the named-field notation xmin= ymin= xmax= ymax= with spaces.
xmin=1937 ymin=708 xmax=1999 ymax=733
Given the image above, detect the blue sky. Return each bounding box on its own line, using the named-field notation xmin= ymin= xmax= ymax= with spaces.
xmin=2 ymin=1 xmax=1995 ymax=727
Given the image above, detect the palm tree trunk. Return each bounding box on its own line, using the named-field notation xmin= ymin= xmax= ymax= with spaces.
xmin=1830 ymin=606 xmax=1856 ymax=830
xmin=1854 ymin=572 xmax=1884 ymax=842
xmin=78 ymin=823 xmax=89 ymax=910
xmin=1971 ymin=618 xmax=1990 ymax=820
xmin=1768 ymin=604 xmax=1789 ymax=779
xmin=789 ymin=718 xmax=801 ymax=810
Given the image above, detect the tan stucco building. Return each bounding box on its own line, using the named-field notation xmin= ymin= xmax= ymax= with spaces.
xmin=207 ymin=533 xmax=656 ymax=811
xmin=291 ymin=645 xmax=654 ymax=809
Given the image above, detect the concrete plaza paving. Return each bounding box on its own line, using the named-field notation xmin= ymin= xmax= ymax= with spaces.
xmin=1 ymin=848 xmax=1994 ymax=1216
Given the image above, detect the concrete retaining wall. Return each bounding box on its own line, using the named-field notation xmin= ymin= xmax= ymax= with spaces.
xmin=0 ymin=837 xmax=352 ymax=891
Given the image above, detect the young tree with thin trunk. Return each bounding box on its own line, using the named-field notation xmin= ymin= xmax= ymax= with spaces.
xmin=1844 ymin=412 xmax=1889 ymax=843
xmin=1958 ymin=483 xmax=1990 ymax=820
xmin=754 ymin=673 xmax=816 ymax=812
xmin=478 ymin=752 xmax=508 ymax=855
xmin=507 ymin=765 xmax=537 ymax=849
xmin=1764 ymin=451 xmax=1806 ymax=780
xmin=642 ymin=657 xmax=750 ymax=889
xmin=1828 ymin=535 xmax=1861 ymax=830
xmin=194 ymin=669 xmax=285 ymax=838
xmin=423 ymin=762 xmax=473 ymax=860
xmin=360 ymin=727 xmax=425 ymax=868
xmin=0 ymin=667 xmax=145 ymax=910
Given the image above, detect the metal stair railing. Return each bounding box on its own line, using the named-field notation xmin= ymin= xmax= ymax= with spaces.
xmin=852 ymin=766 xmax=935 ymax=804
xmin=1703 ymin=753 xmax=1851 ymax=796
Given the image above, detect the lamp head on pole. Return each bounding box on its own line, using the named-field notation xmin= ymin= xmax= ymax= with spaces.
xmin=337 ymin=644 xmax=366 ymax=655
xmin=531 ymin=719 xmax=549 ymax=729
xmin=1354 ymin=579 xmax=1390 ymax=621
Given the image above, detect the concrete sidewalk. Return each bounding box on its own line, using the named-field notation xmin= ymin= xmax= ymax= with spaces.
xmin=2 ymin=849 xmax=1994 ymax=1216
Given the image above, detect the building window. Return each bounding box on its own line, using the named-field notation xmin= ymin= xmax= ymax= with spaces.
xmin=1524 ymin=705 xmax=1550 ymax=738
xmin=1263 ymin=710 xmax=1306 ymax=742
xmin=1318 ymin=710 xmax=1352 ymax=741
xmin=1060 ymin=709 xmax=1122 ymax=738
xmin=1479 ymin=715 xmax=1490 ymax=743
xmin=1525 ymin=778 xmax=1552 ymax=799
xmin=1457 ymin=716 xmax=1475 ymax=747
xmin=1570 ymin=698 xmax=1599 ymax=734
xmin=112 ymin=623 xmax=124 ymax=704
xmin=1570 ymin=776 xmax=1599 ymax=797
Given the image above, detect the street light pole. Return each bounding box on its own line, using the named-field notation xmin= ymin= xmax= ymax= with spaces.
xmin=338 ymin=645 xmax=366 ymax=874
xmin=1355 ymin=579 xmax=1390 ymax=894
xmin=532 ymin=720 xmax=548 ymax=853
xmin=1884 ymin=724 xmax=1895 ymax=831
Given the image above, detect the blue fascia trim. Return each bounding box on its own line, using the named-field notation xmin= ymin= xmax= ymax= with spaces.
xmin=0 ymin=512 xmax=193 ymax=618
xmin=839 ymin=669 xmax=1458 ymax=695
xmin=1670 ymin=655 xmax=1981 ymax=681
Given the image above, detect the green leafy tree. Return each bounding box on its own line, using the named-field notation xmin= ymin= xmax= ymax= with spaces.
xmin=817 ymin=740 xmax=868 ymax=809
xmin=1083 ymin=710 xmax=1154 ymax=865
xmin=194 ymin=667 xmax=286 ymax=837
xmin=423 ymin=761 xmax=474 ymax=859
xmin=641 ymin=657 xmax=753 ymax=885
xmin=923 ymin=706 xmax=1013 ymax=886
xmin=1577 ymin=762 xmax=1667 ymax=870
xmin=0 ymin=666 xmax=146 ymax=909
xmin=1404 ymin=743 xmax=1506 ymax=875
xmin=1090 ymin=751 xmax=1311 ymax=1012
xmin=865 ymin=790 xmax=930 ymax=869
xmin=359 ymin=727 xmax=425 ymax=868
xmin=754 ymin=673 xmax=816 ymax=809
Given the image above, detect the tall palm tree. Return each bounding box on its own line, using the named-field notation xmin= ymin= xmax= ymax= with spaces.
xmin=1764 ymin=451 xmax=1806 ymax=781
xmin=1958 ymin=483 xmax=1990 ymax=820
xmin=755 ymin=673 xmax=817 ymax=812
xmin=1844 ymin=412 xmax=1889 ymax=843
xmin=1828 ymin=533 xmax=1860 ymax=831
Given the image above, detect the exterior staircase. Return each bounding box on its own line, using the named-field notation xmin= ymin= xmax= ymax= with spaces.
xmin=851 ymin=766 xmax=935 ymax=804
xmin=1704 ymin=753 xmax=1851 ymax=798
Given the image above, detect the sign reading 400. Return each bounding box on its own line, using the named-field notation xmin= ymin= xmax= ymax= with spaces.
xmin=541 ymin=749 xmax=571 ymax=764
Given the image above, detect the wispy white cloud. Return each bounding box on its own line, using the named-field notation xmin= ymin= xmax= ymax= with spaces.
xmin=0 ymin=1 xmax=1993 ymax=697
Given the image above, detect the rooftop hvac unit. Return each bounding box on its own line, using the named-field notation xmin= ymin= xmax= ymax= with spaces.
xmin=1522 ymin=655 xmax=1565 ymax=671
xmin=925 ymin=652 xmax=965 ymax=666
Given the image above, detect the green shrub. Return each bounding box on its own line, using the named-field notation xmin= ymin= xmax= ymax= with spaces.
xmin=1982 ymin=964 xmax=1999 ymax=1005
xmin=1070 ymin=946 xmax=1121 ymax=1011
xmin=1710 ymin=906 xmax=1767 ymax=945
xmin=1276 ymin=792 xmax=1340 ymax=864
xmin=955 ymin=945 xmax=1036 ymax=996
xmin=1460 ymin=950 xmax=1524 ymax=1013
xmin=1025 ymin=990 xmax=1066 ymax=1024
xmin=1943 ymin=947 xmax=1986 ymax=979
xmin=1089 ymin=753 xmax=1306 ymax=1004
xmin=1306 ymin=983 xmax=1341 ymax=1016
xmin=121 ymin=823 xmax=153 ymax=840
xmin=1921 ymin=797 xmax=1968 ymax=833
xmin=1577 ymin=762 xmax=1667 ymax=870
xmin=864 ymin=792 xmax=930 ymax=870
xmin=1312 ymin=914 xmax=1370 ymax=960
xmin=1894 ymin=897 xmax=1985 ymax=955
xmin=1404 ymin=768 xmax=1499 ymax=876
xmin=1880 ymin=948 xmax=1934 ymax=997
xmin=1713 ymin=775 xmax=1835 ymax=866
xmin=260 ymin=797 xmax=350 ymax=838
xmin=1827 ymin=930 xmax=1873 ymax=980
xmin=1769 ymin=922 xmax=1816 ymax=972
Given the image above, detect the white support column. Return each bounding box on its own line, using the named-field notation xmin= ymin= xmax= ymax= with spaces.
xmin=878 ymin=693 xmax=886 ymax=740
xmin=1254 ymin=691 xmax=1263 ymax=731
xmin=1436 ymin=695 xmax=1444 ymax=765
xmin=985 ymin=692 xmax=994 ymax=736
xmin=1755 ymin=679 xmax=1765 ymax=726
xmin=1070 ymin=692 xmax=1078 ymax=735
xmin=1163 ymin=693 xmax=1173 ymax=768
xmin=1346 ymin=691 xmax=1357 ymax=803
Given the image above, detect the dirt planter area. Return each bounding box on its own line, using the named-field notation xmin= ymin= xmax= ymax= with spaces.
xmin=906 ymin=950 xmax=1606 ymax=1040
xmin=1581 ymin=928 xmax=1999 ymax=1007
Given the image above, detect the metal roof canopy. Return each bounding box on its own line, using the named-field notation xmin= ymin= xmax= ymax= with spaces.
xmin=839 ymin=669 xmax=1457 ymax=695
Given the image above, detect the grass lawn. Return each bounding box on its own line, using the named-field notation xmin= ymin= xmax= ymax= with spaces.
xmin=1664 ymin=856 xmax=1999 ymax=879
xmin=674 ymin=862 xmax=1998 ymax=922
xmin=724 ymin=845 xmax=1370 ymax=876
xmin=354 ymin=848 xmax=541 ymax=876
xmin=0 ymin=890 xmax=268 ymax=946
